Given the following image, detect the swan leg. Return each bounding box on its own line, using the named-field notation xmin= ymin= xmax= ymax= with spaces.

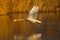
xmin=36 ymin=20 xmax=41 ymax=23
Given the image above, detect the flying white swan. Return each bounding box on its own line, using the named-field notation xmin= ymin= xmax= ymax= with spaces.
xmin=14 ymin=6 xmax=41 ymax=23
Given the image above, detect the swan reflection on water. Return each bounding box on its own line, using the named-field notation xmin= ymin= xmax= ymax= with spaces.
xmin=14 ymin=33 xmax=41 ymax=40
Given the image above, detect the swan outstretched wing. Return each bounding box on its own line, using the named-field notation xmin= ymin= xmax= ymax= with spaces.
xmin=28 ymin=6 xmax=39 ymax=19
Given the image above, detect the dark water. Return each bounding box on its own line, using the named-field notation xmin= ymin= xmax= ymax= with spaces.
xmin=0 ymin=12 xmax=60 ymax=40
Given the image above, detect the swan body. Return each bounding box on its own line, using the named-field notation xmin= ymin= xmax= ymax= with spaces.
xmin=14 ymin=6 xmax=41 ymax=23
